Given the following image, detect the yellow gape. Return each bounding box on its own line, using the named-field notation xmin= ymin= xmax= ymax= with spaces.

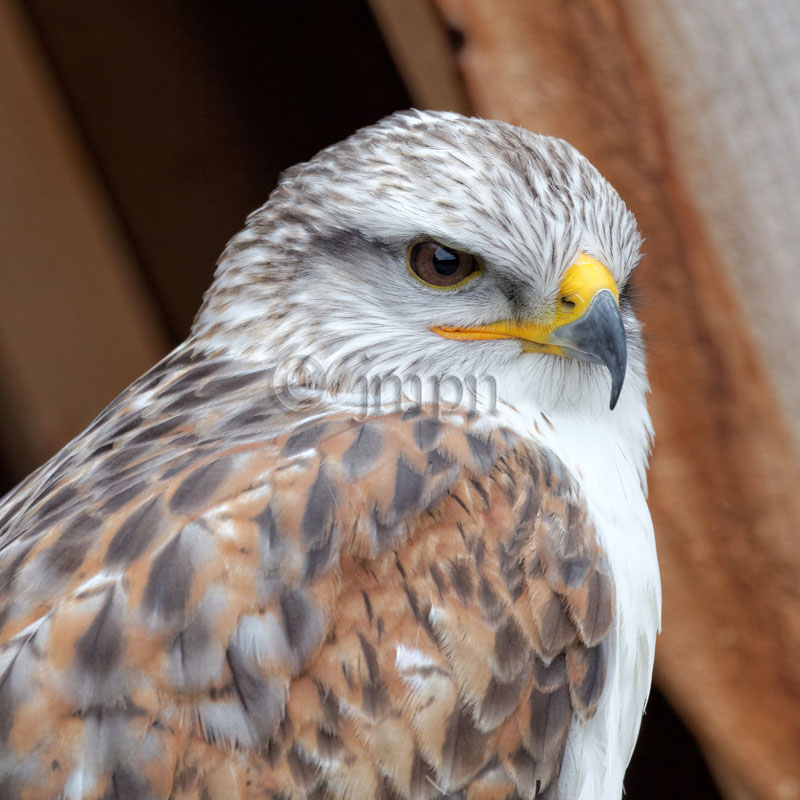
xmin=430 ymin=253 xmax=619 ymax=356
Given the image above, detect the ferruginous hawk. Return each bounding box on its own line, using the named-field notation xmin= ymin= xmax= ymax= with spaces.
xmin=0 ymin=110 xmax=660 ymax=800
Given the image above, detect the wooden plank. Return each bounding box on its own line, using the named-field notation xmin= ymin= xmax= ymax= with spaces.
xmin=431 ymin=0 xmax=800 ymax=798
xmin=625 ymin=0 xmax=800 ymax=455
xmin=0 ymin=0 xmax=167 ymax=478
xmin=367 ymin=0 xmax=470 ymax=113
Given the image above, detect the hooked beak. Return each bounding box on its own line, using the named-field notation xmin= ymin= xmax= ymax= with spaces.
xmin=430 ymin=253 xmax=628 ymax=410
xmin=548 ymin=289 xmax=627 ymax=410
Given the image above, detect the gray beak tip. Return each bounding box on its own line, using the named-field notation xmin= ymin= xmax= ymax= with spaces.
xmin=609 ymin=376 xmax=624 ymax=411
xmin=550 ymin=290 xmax=628 ymax=411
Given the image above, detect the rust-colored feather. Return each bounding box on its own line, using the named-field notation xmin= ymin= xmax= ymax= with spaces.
xmin=0 ymin=352 xmax=615 ymax=799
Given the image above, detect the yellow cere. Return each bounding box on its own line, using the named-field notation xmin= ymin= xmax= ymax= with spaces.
xmin=558 ymin=253 xmax=619 ymax=319
xmin=430 ymin=253 xmax=618 ymax=352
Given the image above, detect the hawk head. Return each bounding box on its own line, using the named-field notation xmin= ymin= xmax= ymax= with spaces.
xmin=194 ymin=110 xmax=648 ymax=435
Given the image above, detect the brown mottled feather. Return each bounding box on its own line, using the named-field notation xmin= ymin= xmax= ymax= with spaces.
xmin=0 ymin=350 xmax=614 ymax=799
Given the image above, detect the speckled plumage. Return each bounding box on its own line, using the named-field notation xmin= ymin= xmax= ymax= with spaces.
xmin=0 ymin=110 xmax=659 ymax=799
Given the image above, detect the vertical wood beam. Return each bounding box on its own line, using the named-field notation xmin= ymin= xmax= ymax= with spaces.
xmin=367 ymin=0 xmax=470 ymax=113
xmin=0 ymin=0 xmax=166 ymax=477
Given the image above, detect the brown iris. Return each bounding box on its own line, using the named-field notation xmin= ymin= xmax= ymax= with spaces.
xmin=407 ymin=240 xmax=481 ymax=288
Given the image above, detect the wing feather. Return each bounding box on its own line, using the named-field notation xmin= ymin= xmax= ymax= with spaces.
xmin=0 ymin=360 xmax=614 ymax=799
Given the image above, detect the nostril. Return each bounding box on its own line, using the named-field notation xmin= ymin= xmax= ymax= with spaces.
xmin=560 ymin=296 xmax=576 ymax=311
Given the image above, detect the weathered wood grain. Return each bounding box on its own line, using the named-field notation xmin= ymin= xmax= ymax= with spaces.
xmin=628 ymin=1 xmax=800 ymax=456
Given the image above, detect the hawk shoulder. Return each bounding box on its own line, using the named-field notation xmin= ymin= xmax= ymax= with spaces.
xmin=0 ymin=357 xmax=615 ymax=799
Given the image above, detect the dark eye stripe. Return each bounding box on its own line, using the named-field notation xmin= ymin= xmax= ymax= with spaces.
xmin=408 ymin=240 xmax=481 ymax=288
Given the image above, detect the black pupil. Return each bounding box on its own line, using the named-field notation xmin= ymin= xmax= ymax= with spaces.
xmin=432 ymin=246 xmax=460 ymax=275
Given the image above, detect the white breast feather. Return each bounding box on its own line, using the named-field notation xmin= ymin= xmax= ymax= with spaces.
xmin=494 ymin=387 xmax=661 ymax=800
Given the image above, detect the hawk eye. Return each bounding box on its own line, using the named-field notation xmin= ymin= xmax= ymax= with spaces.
xmin=407 ymin=240 xmax=481 ymax=288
